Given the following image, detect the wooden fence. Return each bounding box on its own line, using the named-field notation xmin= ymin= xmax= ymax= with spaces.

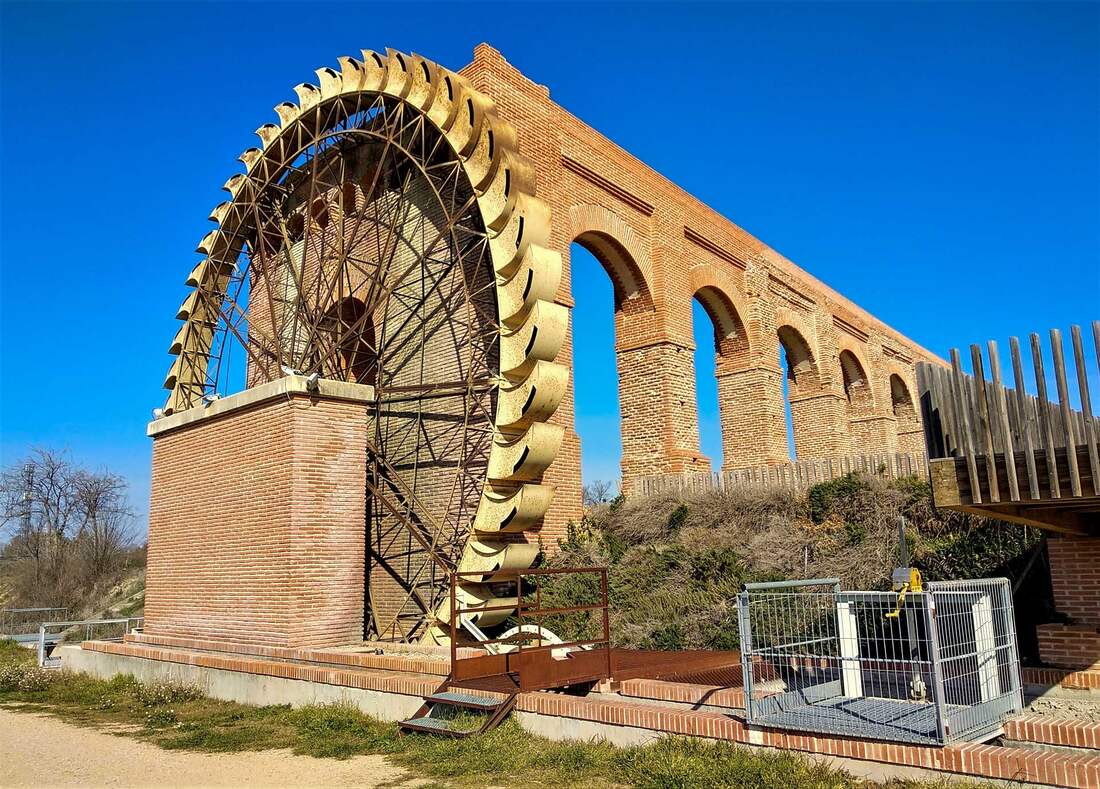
xmin=636 ymin=451 xmax=928 ymax=497
xmin=916 ymin=321 xmax=1100 ymax=535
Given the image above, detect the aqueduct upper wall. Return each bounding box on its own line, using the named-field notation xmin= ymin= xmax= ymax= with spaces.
xmin=459 ymin=44 xmax=940 ymax=542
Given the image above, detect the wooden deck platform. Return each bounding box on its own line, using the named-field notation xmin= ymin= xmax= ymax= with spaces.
xmin=917 ymin=323 xmax=1100 ymax=535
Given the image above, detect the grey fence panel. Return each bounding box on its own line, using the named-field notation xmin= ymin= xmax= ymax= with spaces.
xmin=738 ymin=578 xmax=1021 ymax=746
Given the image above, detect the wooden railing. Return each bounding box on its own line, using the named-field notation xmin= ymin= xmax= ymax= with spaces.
xmin=916 ymin=321 xmax=1100 ymax=535
xmin=637 ymin=451 xmax=928 ymax=497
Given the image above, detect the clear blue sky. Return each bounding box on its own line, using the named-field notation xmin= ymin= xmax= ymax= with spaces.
xmin=2 ymin=2 xmax=1097 ymax=519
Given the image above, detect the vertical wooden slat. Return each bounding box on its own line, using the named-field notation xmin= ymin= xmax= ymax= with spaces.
xmin=1071 ymin=324 xmax=1100 ymax=496
xmin=1031 ymin=333 xmax=1061 ymax=498
xmin=949 ymin=348 xmax=983 ymax=504
xmin=934 ymin=365 xmax=958 ymax=455
xmin=944 ymin=364 xmax=963 ymax=456
xmin=970 ymin=344 xmax=1001 ymax=502
xmin=1093 ymin=320 xmax=1100 ymax=384
xmin=987 ymin=340 xmax=1019 ymax=500
xmin=1049 ymin=329 xmax=1081 ymax=496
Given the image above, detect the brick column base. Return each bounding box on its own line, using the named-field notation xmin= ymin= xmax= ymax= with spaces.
xmin=146 ymin=380 xmax=370 ymax=649
xmin=618 ymin=341 xmax=707 ymax=484
xmin=849 ymin=415 xmax=897 ymax=455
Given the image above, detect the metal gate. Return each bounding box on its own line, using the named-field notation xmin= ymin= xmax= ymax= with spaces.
xmin=737 ymin=578 xmax=1022 ymax=745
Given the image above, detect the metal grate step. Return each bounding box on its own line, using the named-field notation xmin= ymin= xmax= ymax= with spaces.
xmin=398 ymin=715 xmax=476 ymax=737
xmin=426 ymin=691 xmax=501 ymax=709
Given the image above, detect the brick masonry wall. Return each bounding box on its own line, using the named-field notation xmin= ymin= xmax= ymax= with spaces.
xmin=1038 ymin=536 xmax=1100 ymax=670
xmin=1048 ymin=537 xmax=1100 ymax=626
xmin=146 ymin=394 xmax=368 ymax=648
xmin=459 ymin=45 xmax=943 ymax=542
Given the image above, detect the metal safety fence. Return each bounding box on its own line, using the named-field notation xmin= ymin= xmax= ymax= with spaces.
xmin=737 ymin=578 xmax=1022 ymax=745
xmin=1 ymin=608 xmax=69 ymax=639
xmin=37 ymin=618 xmax=144 ymax=667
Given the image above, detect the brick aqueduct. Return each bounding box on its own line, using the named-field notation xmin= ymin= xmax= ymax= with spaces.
xmin=458 ymin=45 xmax=939 ymax=540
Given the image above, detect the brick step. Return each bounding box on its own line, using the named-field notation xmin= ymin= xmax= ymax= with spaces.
xmin=125 ymin=632 xmax=453 ymax=676
xmin=1005 ymin=715 xmax=1100 ymax=751
xmin=82 ymin=640 xmax=441 ymax=698
xmin=1023 ymin=665 xmax=1100 ymax=692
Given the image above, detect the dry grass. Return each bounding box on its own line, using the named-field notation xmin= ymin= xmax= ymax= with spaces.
xmin=543 ymin=475 xmax=1040 ymax=651
xmin=0 ymin=643 xmax=970 ymax=788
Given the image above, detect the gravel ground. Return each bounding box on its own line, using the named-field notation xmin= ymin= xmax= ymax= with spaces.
xmin=1025 ymin=694 xmax=1100 ymax=722
xmin=0 ymin=709 xmax=427 ymax=788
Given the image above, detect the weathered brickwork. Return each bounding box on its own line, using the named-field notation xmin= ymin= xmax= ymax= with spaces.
xmin=459 ymin=45 xmax=941 ymax=540
xmin=146 ymin=394 xmax=369 ymax=648
xmin=1038 ymin=536 xmax=1100 ymax=670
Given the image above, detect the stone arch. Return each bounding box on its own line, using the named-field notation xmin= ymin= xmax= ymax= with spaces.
xmin=838 ymin=348 xmax=873 ymax=410
xmin=565 ymin=203 xmax=703 ymax=493
xmin=838 ymin=347 xmax=876 ymax=453
xmin=568 ymin=203 xmax=653 ymax=309
xmin=773 ymin=317 xmax=847 ymax=460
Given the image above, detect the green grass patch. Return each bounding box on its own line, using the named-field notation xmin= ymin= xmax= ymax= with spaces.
xmin=0 ymin=647 xmax=970 ymax=788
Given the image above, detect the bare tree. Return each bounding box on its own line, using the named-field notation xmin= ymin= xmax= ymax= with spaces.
xmin=72 ymin=469 xmax=135 ymax=583
xmin=583 ymin=479 xmax=616 ymax=508
xmin=0 ymin=450 xmax=136 ymax=606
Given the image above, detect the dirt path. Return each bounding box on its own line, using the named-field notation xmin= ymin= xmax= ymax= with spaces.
xmin=0 ymin=709 xmax=425 ymax=788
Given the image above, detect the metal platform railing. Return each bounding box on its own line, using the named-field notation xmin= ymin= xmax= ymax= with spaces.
xmin=449 ymin=567 xmax=611 ymax=692
xmin=737 ymin=577 xmax=1022 ymax=745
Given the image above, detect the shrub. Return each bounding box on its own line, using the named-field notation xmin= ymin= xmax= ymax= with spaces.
xmin=808 ymin=473 xmax=869 ymax=523
xmin=136 ymin=680 xmax=203 ymax=706
xmin=0 ymin=663 xmax=59 ymax=692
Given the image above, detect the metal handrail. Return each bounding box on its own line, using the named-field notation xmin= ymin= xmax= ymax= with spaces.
xmin=744 ymin=578 xmax=841 ymax=591
xmin=449 ymin=566 xmax=612 ymax=690
xmin=37 ymin=617 xmax=144 ymax=667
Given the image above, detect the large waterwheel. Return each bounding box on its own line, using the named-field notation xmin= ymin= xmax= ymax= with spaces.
xmin=160 ymin=50 xmax=568 ymax=643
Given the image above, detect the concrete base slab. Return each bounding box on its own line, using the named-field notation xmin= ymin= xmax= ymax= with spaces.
xmin=61 ymin=646 xmax=422 ymax=722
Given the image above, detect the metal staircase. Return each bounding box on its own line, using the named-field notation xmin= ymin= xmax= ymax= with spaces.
xmin=398 ymin=683 xmax=517 ymax=737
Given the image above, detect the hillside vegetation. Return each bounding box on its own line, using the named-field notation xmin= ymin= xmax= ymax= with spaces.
xmin=541 ymin=475 xmax=1046 ymax=656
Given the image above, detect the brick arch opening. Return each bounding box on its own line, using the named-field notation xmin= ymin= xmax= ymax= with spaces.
xmin=695 ymin=285 xmax=750 ymax=367
xmin=692 ymin=285 xmax=751 ymax=470
xmin=777 ymin=324 xmax=825 ymax=460
xmin=568 ymin=228 xmax=660 ymax=496
xmin=567 ymin=203 xmax=654 ymax=311
xmin=574 ymin=230 xmax=652 ymax=311
xmin=890 ymin=373 xmax=923 ymax=455
xmin=778 ymin=325 xmax=819 ymax=393
xmin=840 ymin=348 xmax=875 ymax=453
